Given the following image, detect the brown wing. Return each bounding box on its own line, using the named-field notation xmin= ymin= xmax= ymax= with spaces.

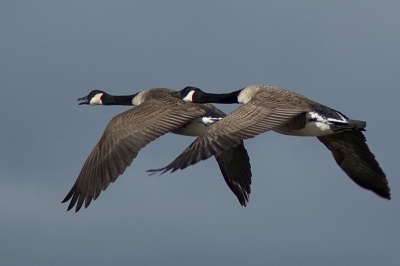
xmin=148 ymin=101 xmax=305 ymax=175
xmin=317 ymin=131 xmax=390 ymax=199
xmin=215 ymin=141 xmax=251 ymax=206
xmin=146 ymin=90 xmax=252 ymax=206
xmin=62 ymin=100 xmax=205 ymax=212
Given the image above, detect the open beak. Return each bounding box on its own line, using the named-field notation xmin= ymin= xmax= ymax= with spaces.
xmin=77 ymin=95 xmax=89 ymax=105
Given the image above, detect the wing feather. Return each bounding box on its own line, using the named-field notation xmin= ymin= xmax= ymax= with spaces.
xmin=215 ymin=141 xmax=252 ymax=206
xmin=148 ymin=102 xmax=304 ymax=175
xmin=62 ymin=100 xmax=205 ymax=212
xmin=317 ymin=131 xmax=390 ymax=199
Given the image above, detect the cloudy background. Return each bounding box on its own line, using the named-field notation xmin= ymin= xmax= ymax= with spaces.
xmin=1 ymin=1 xmax=400 ymax=265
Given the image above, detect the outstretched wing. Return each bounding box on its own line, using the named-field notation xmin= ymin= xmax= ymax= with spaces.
xmin=62 ymin=100 xmax=205 ymax=212
xmin=215 ymin=141 xmax=252 ymax=206
xmin=317 ymin=131 xmax=390 ymax=199
xmin=148 ymin=101 xmax=304 ymax=175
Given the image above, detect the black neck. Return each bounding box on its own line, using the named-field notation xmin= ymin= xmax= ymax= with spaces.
xmin=103 ymin=94 xmax=136 ymax=106
xmin=195 ymin=90 xmax=240 ymax=104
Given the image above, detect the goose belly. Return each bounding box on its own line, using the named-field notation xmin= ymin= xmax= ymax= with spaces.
xmin=273 ymin=121 xmax=335 ymax=137
xmin=172 ymin=117 xmax=222 ymax=136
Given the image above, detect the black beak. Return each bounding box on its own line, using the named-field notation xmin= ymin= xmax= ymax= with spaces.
xmin=171 ymin=91 xmax=180 ymax=98
xmin=78 ymin=96 xmax=89 ymax=105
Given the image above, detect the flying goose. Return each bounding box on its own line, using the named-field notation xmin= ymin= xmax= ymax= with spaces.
xmin=148 ymin=85 xmax=390 ymax=200
xmin=62 ymin=88 xmax=252 ymax=212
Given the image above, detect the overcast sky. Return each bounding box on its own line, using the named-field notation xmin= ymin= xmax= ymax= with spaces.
xmin=1 ymin=1 xmax=400 ymax=265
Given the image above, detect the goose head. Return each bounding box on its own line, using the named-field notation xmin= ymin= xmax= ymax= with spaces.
xmin=172 ymin=86 xmax=203 ymax=102
xmin=172 ymin=86 xmax=240 ymax=104
xmin=78 ymin=90 xmax=107 ymax=105
xmin=78 ymin=90 xmax=138 ymax=106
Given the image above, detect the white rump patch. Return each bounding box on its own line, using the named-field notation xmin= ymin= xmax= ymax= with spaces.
xmin=308 ymin=111 xmax=324 ymax=121
xmin=274 ymin=111 xmax=350 ymax=137
xmin=327 ymin=112 xmax=347 ymax=124
xmin=182 ymin=90 xmax=195 ymax=102
xmin=275 ymin=111 xmax=335 ymax=136
xmin=307 ymin=112 xmax=334 ymax=134
xmin=300 ymin=112 xmax=335 ymax=136
xmin=90 ymin=93 xmax=103 ymax=105
xmin=312 ymin=121 xmax=331 ymax=131
xmin=310 ymin=111 xmax=347 ymax=124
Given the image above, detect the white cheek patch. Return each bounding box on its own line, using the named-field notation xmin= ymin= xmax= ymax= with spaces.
xmin=182 ymin=91 xmax=195 ymax=102
xmin=90 ymin=93 xmax=103 ymax=105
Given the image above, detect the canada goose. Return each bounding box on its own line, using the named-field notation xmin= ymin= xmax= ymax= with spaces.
xmin=62 ymin=88 xmax=252 ymax=212
xmin=148 ymin=85 xmax=390 ymax=200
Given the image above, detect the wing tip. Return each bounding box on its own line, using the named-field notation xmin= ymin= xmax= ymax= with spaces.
xmin=146 ymin=166 xmax=176 ymax=176
xmin=379 ymin=189 xmax=391 ymax=201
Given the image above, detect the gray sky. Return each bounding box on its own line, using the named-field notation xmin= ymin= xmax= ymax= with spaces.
xmin=1 ymin=1 xmax=400 ymax=265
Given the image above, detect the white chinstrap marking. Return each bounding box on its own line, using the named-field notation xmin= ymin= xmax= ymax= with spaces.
xmin=182 ymin=90 xmax=195 ymax=102
xmin=90 ymin=93 xmax=103 ymax=105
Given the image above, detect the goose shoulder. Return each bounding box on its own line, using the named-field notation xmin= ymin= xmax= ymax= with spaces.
xmin=240 ymin=86 xmax=312 ymax=110
xmin=138 ymin=88 xmax=220 ymax=114
xmin=132 ymin=88 xmax=174 ymax=105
